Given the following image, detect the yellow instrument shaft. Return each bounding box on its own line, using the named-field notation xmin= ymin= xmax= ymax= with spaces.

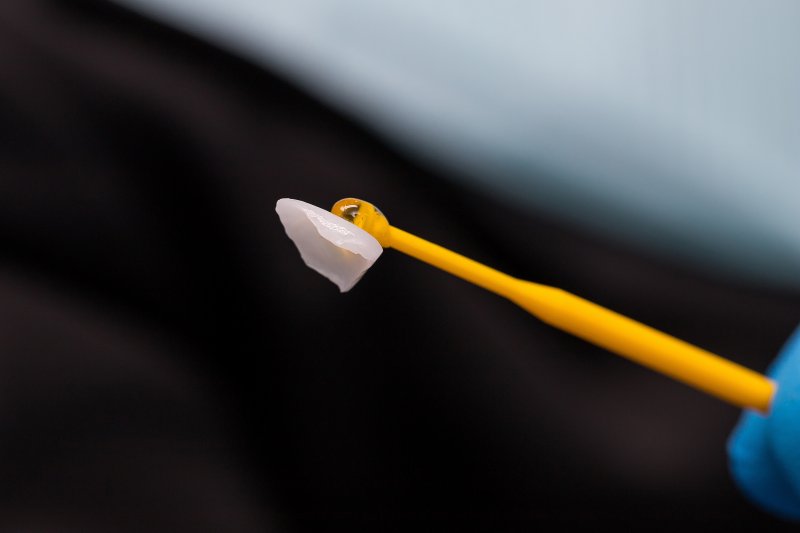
xmin=388 ymin=226 xmax=774 ymax=413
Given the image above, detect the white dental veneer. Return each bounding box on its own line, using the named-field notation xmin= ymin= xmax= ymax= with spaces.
xmin=275 ymin=198 xmax=383 ymax=292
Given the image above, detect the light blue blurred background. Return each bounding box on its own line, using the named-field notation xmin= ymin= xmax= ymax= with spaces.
xmin=114 ymin=0 xmax=800 ymax=288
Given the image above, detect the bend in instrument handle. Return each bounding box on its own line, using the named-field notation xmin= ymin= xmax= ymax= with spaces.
xmin=387 ymin=225 xmax=775 ymax=413
xmin=510 ymin=282 xmax=775 ymax=413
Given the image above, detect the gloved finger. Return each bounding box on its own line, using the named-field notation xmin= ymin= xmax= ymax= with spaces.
xmin=728 ymin=326 xmax=800 ymax=521
xmin=767 ymin=327 xmax=800 ymax=511
xmin=728 ymin=410 xmax=800 ymax=520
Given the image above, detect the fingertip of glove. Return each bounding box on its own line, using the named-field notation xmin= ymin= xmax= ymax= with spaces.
xmin=727 ymin=324 xmax=800 ymax=523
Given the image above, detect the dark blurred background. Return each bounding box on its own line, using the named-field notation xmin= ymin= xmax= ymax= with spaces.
xmin=0 ymin=1 xmax=798 ymax=531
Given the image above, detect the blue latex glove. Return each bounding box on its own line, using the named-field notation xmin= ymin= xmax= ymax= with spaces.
xmin=728 ymin=326 xmax=800 ymax=521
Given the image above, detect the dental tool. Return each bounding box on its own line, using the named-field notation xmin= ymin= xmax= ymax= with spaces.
xmin=276 ymin=197 xmax=775 ymax=413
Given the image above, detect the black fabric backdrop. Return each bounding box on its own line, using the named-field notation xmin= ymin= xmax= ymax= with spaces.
xmin=1 ymin=1 xmax=799 ymax=531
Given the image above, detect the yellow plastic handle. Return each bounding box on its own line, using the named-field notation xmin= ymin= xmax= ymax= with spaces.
xmin=330 ymin=198 xmax=775 ymax=413
xmin=388 ymin=226 xmax=775 ymax=413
